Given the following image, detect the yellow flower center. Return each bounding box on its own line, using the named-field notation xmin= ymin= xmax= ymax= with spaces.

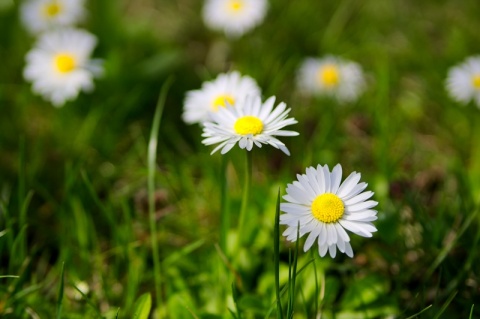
xmin=212 ymin=94 xmax=235 ymax=111
xmin=311 ymin=193 xmax=344 ymax=223
xmin=228 ymin=0 xmax=244 ymax=12
xmin=54 ymin=53 xmax=76 ymax=74
xmin=472 ymin=75 xmax=480 ymax=90
xmin=234 ymin=116 xmax=263 ymax=135
xmin=43 ymin=1 xmax=62 ymax=18
xmin=318 ymin=64 xmax=340 ymax=87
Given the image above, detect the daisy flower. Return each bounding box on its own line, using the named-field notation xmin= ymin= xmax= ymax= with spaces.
xmin=24 ymin=28 xmax=103 ymax=107
xmin=202 ymin=95 xmax=298 ymax=155
xmin=280 ymin=164 xmax=378 ymax=258
xmin=297 ymin=56 xmax=366 ymax=103
xmin=446 ymin=56 xmax=480 ymax=108
xmin=183 ymin=71 xmax=261 ymax=124
xmin=202 ymin=0 xmax=268 ymax=38
xmin=20 ymin=0 xmax=85 ymax=35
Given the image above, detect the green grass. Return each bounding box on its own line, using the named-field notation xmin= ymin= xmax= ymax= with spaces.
xmin=1 ymin=0 xmax=480 ymax=318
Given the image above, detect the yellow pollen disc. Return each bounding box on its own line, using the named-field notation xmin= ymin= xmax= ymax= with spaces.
xmin=54 ymin=53 xmax=76 ymax=74
xmin=318 ymin=64 xmax=340 ymax=87
xmin=472 ymin=75 xmax=480 ymax=89
xmin=43 ymin=2 xmax=62 ymax=17
xmin=212 ymin=94 xmax=235 ymax=111
xmin=228 ymin=0 xmax=244 ymax=12
xmin=234 ymin=116 xmax=263 ymax=135
xmin=311 ymin=193 xmax=344 ymax=223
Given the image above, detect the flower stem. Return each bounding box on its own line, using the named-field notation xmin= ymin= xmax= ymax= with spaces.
xmin=237 ymin=150 xmax=252 ymax=248
xmin=220 ymin=155 xmax=230 ymax=254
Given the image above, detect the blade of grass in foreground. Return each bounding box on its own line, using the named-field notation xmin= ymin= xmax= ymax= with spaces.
xmin=404 ymin=304 xmax=432 ymax=319
xmin=56 ymin=262 xmax=65 ymax=319
xmin=72 ymin=283 xmax=103 ymax=318
xmin=148 ymin=77 xmax=174 ymax=310
xmin=274 ymin=189 xmax=283 ymax=319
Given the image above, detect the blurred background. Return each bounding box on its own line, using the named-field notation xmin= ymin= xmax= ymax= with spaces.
xmin=1 ymin=0 xmax=480 ymax=318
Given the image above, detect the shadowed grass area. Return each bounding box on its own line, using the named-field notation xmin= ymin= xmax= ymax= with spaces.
xmin=1 ymin=0 xmax=480 ymax=318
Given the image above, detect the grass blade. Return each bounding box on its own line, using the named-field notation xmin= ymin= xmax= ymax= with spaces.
xmin=71 ymin=283 xmax=104 ymax=318
xmin=433 ymin=290 xmax=457 ymax=319
xmin=56 ymin=262 xmax=65 ymax=319
xmin=405 ymin=304 xmax=433 ymax=319
xmin=148 ymin=77 xmax=174 ymax=310
xmin=231 ymin=283 xmax=243 ymax=319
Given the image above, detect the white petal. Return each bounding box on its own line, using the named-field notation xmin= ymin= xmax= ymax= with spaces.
xmin=326 ymin=223 xmax=337 ymax=245
xmin=318 ymin=223 xmax=327 ymax=246
xmin=348 ymin=200 xmax=378 ymax=212
xmin=344 ymin=241 xmax=354 ymax=257
xmin=344 ymin=191 xmax=374 ymax=205
xmin=322 ymin=165 xmax=331 ymax=193
xmin=328 ymin=244 xmax=337 ymax=258
xmin=330 ymin=164 xmax=343 ymax=193
xmin=303 ymin=225 xmax=321 ymax=252
xmin=336 ymin=172 xmax=361 ymax=197
xmin=318 ymin=242 xmax=328 ymax=257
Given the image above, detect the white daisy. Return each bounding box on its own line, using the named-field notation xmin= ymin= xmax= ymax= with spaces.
xmin=297 ymin=56 xmax=366 ymax=103
xmin=202 ymin=0 xmax=268 ymax=38
xmin=446 ymin=56 xmax=480 ymax=108
xmin=20 ymin=0 xmax=85 ymax=35
xmin=23 ymin=28 xmax=103 ymax=107
xmin=183 ymin=71 xmax=261 ymax=124
xmin=202 ymin=95 xmax=298 ymax=155
xmin=280 ymin=164 xmax=378 ymax=258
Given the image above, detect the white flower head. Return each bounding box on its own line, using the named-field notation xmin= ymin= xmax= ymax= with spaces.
xmin=280 ymin=164 xmax=378 ymax=258
xmin=446 ymin=56 xmax=480 ymax=108
xmin=183 ymin=71 xmax=261 ymax=124
xmin=297 ymin=56 xmax=366 ymax=103
xmin=20 ymin=0 xmax=85 ymax=35
xmin=23 ymin=28 xmax=103 ymax=107
xmin=202 ymin=95 xmax=299 ymax=155
xmin=202 ymin=0 xmax=268 ymax=38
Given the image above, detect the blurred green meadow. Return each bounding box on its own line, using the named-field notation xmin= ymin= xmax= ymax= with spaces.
xmin=1 ymin=0 xmax=480 ymax=318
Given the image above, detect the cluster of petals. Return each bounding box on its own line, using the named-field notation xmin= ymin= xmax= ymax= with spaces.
xmin=297 ymin=56 xmax=366 ymax=103
xmin=21 ymin=0 xmax=85 ymax=34
xmin=23 ymin=28 xmax=102 ymax=106
xmin=446 ymin=56 xmax=480 ymax=108
xmin=280 ymin=164 xmax=378 ymax=258
xmin=201 ymin=95 xmax=298 ymax=155
xmin=202 ymin=0 xmax=268 ymax=38
xmin=183 ymin=71 xmax=261 ymax=124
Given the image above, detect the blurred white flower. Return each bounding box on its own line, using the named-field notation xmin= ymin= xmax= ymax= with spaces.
xmin=202 ymin=0 xmax=268 ymax=38
xmin=280 ymin=164 xmax=378 ymax=258
xmin=446 ymin=56 xmax=480 ymax=108
xmin=202 ymin=95 xmax=298 ymax=155
xmin=20 ymin=0 xmax=85 ymax=34
xmin=297 ymin=56 xmax=366 ymax=103
xmin=24 ymin=28 xmax=103 ymax=107
xmin=183 ymin=71 xmax=261 ymax=124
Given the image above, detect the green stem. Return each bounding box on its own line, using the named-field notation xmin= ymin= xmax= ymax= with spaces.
xmin=274 ymin=189 xmax=283 ymax=319
xmin=220 ymin=155 xmax=230 ymax=254
xmin=237 ymin=150 xmax=252 ymax=248
xmin=148 ymin=78 xmax=173 ymax=310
